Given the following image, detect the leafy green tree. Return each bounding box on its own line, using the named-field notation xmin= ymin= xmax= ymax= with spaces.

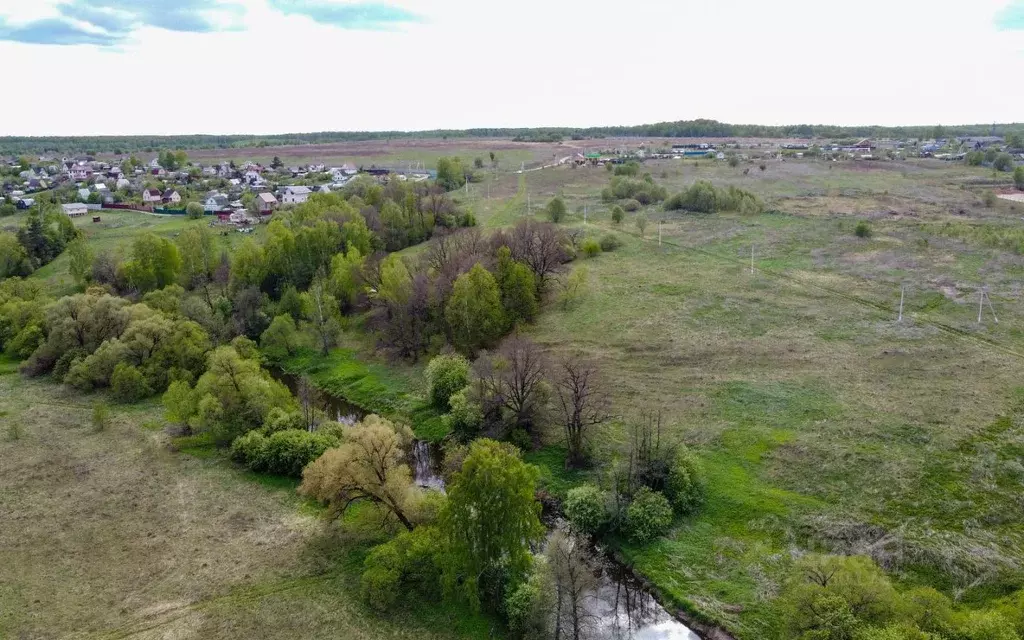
xmin=546 ymin=197 xmax=567 ymax=223
xmin=0 ymin=232 xmax=31 ymax=278
xmin=67 ymin=238 xmax=93 ymax=286
xmin=184 ymin=344 xmax=295 ymax=444
xmin=120 ymin=233 xmax=182 ymax=293
xmin=441 ymin=439 xmax=544 ymax=610
xmin=611 ymin=205 xmax=624 ymax=224
xmin=175 ymin=226 xmax=217 ymax=289
xmin=185 ymin=201 xmax=204 ymax=219
xmin=494 ymin=246 xmax=538 ymax=327
xmin=329 ymin=247 xmax=364 ymax=311
xmin=300 ymin=275 xmax=339 ymax=355
xmin=260 ymin=314 xmax=302 ymax=362
xmin=782 ymin=555 xmax=900 ymax=634
xmin=437 ymin=157 xmax=467 ymax=191
xmin=425 ymin=353 xmax=470 ymax=410
xmin=111 ymin=362 xmax=152 ymax=403
xmin=445 ymin=264 xmax=505 ymax=354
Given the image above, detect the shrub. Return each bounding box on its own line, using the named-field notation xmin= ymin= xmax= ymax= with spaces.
xmin=442 ymin=388 xmax=483 ymax=440
xmin=580 ymin=239 xmax=601 ymax=258
xmin=262 ymin=407 xmax=305 ymax=433
xmin=185 ymin=202 xmax=204 ymax=219
xmin=91 ymin=401 xmax=110 ymax=433
xmin=610 ymin=205 xmax=624 ymax=224
xmin=993 ymin=153 xmax=1014 ymax=172
xmin=665 ymin=447 xmax=704 ymax=514
xmin=614 ymin=161 xmax=640 ymax=177
xmin=599 ymin=234 xmax=622 ymax=251
xmin=958 ymin=611 xmax=1019 ymax=640
xmin=625 ymin=487 xmax=673 ymax=543
xmin=664 ymin=181 xmax=761 ymax=214
xmin=759 ymin=163 xmax=767 ymax=171
xmin=111 ymin=363 xmax=152 ymax=403
xmin=425 ymin=354 xmax=471 ymax=411
xmin=727 ymin=155 xmax=740 ymax=168
xmin=621 ymin=199 xmax=641 ymax=212
xmin=983 ymin=191 xmax=997 ymax=208
xmin=602 ymin=177 xmax=666 ymax=205
xmin=504 ymin=570 xmax=547 ymax=638
xmin=507 ymin=427 xmax=531 ymax=452
xmin=231 ymin=428 xmax=340 ymax=476
xmin=565 ymin=484 xmax=609 ymax=535
xmin=546 ymin=197 xmax=567 ymax=223
xmin=855 ymin=221 xmax=872 ymax=238
xmin=361 ymin=526 xmax=443 ymax=611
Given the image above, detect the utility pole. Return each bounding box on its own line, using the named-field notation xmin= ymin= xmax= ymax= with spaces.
xmin=750 ymin=245 xmax=755 ymax=275
xmin=658 ymin=220 xmax=662 ymax=246
xmin=898 ymin=286 xmax=904 ymax=322
xmin=978 ymin=288 xmax=984 ymax=324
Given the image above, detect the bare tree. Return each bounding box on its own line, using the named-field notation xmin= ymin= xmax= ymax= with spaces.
xmin=553 ymin=356 xmax=611 ymax=468
xmin=474 ymin=335 xmax=547 ymax=433
xmin=296 ymin=375 xmax=324 ymax=431
xmin=548 ymin=528 xmax=601 ymax=640
xmin=507 ymin=219 xmax=569 ymax=293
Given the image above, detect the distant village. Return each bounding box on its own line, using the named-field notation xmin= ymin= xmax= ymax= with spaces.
xmin=2 ymin=134 xmax=1021 ymax=225
xmin=0 ymin=154 xmax=433 ymax=226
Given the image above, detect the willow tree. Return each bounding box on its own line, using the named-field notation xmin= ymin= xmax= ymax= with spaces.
xmin=441 ymin=439 xmax=544 ymax=610
xmin=299 ymin=415 xmax=419 ymax=530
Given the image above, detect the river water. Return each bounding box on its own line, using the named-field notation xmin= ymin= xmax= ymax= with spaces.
xmin=270 ymin=369 xmax=700 ymax=639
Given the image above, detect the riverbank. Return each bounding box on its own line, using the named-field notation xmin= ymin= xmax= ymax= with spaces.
xmin=275 ymin=348 xmax=447 ymax=441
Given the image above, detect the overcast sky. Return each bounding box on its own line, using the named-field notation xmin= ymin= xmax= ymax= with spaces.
xmin=1 ymin=0 xmax=1022 ymax=136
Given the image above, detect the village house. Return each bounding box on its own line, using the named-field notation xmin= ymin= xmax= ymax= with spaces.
xmin=70 ymin=165 xmax=92 ymax=181
xmin=16 ymin=198 xmax=35 ymax=209
xmin=256 ymin=192 xmax=278 ymax=213
xmin=77 ymin=188 xmax=91 ymax=201
xmin=281 ymin=185 xmax=311 ymax=204
xmin=115 ymin=177 xmax=131 ymax=190
xmin=62 ymin=203 xmax=88 ymax=217
xmin=204 ymin=192 xmax=229 ymax=212
xmin=142 ymin=188 xmax=162 ymax=203
xmin=162 ymin=189 xmax=181 ymax=204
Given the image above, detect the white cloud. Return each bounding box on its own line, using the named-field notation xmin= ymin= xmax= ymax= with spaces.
xmin=0 ymin=0 xmax=1021 ymax=135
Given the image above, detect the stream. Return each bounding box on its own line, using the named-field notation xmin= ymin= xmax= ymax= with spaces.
xmin=270 ymin=369 xmax=701 ymax=639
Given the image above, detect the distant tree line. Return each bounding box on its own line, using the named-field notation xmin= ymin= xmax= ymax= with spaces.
xmin=5 ymin=119 xmax=1024 ymax=155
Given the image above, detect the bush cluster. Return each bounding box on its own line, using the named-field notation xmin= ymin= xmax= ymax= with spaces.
xmin=230 ymin=428 xmax=341 ymax=477
xmin=664 ymin=181 xmax=762 ymax=214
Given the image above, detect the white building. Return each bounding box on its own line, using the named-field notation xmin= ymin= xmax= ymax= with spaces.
xmin=62 ymin=203 xmax=88 ymax=217
xmin=281 ymin=185 xmax=311 ymax=204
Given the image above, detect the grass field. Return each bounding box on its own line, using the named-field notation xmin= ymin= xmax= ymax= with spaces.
xmin=449 ymin=157 xmax=1024 ymax=636
xmin=0 ymin=363 xmax=495 ymax=639
xmin=9 ymin=152 xmax=1024 ymax=638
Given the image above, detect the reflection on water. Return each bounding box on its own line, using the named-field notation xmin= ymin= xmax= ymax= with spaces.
xmin=271 ymin=369 xmax=365 ymax=424
xmin=589 ymin=561 xmax=700 ymax=640
xmin=547 ymin=524 xmax=701 ymax=640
